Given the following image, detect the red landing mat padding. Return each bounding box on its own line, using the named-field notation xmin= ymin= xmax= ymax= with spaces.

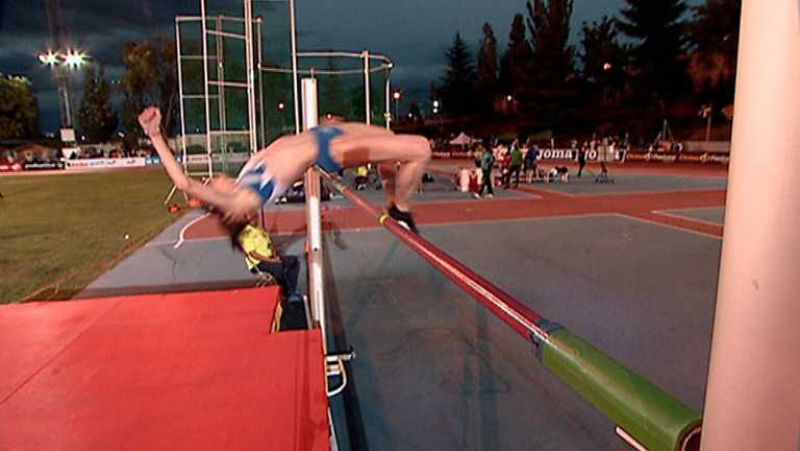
xmin=0 ymin=288 xmax=329 ymax=451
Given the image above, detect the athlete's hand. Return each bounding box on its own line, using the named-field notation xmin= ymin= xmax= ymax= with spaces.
xmin=138 ymin=107 xmax=162 ymax=138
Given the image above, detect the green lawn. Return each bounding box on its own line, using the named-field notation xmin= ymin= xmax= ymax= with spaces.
xmin=0 ymin=169 xmax=180 ymax=303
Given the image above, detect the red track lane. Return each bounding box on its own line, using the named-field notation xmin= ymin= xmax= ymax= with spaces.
xmin=182 ymin=187 xmax=726 ymax=241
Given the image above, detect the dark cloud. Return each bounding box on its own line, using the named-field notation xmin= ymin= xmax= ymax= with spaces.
xmin=1 ymin=0 xmax=665 ymax=132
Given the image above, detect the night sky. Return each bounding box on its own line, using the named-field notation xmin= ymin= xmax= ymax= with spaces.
xmin=0 ymin=0 xmax=686 ymax=132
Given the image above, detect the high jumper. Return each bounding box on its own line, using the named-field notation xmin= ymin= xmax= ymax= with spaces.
xmin=138 ymin=107 xmax=431 ymax=235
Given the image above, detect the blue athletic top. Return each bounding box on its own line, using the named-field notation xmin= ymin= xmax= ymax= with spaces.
xmin=311 ymin=126 xmax=344 ymax=173
xmin=236 ymin=159 xmax=283 ymax=205
xmin=236 ymin=126 xmax=345 ymax=205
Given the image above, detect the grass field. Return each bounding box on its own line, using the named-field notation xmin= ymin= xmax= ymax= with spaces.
xmin=0 ymin=169 xmax=180 ymax=303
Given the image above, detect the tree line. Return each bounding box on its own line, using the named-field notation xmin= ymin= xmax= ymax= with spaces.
xmin=435 ymin=0 xmax=741 ymax=138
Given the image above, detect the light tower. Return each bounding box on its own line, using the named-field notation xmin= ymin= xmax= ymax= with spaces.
xmin=44 ymin=0 xmax=74 ymax=133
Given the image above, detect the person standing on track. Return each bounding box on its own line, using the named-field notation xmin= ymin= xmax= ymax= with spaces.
xmin=476 ymin=143 xmax=496 ymax=198
xmin=577 ymin=141 xmax=588 ymax=177
xmin=505 ymin=141 xmax=523 ymax=189
xmin=524 ymin=142 xmax=540 ymax=183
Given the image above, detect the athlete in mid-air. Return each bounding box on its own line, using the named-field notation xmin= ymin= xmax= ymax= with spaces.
xmin=138 ymin=107 xmax=430 ymax=235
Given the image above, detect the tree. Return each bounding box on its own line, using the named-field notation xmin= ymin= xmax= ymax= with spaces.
xmin=439 ymin=33 xmax=476 ymax=116
xmin=320 ymin=55 xmax=348 ymax=118
xmin=616 ymin=0 xmax=690 ymax=99
xmin=579 ymin=16 xmax=628 ymax=102
xmin=0 ymin=74 xmax=39 ymax=140
xmin=498 ymin=14 xmax=531 ymax=98
xmin=408 ymin=100 xmax=422 ymax=120
xmin=687 ymin=0 xmax=741 ymax=103
xmin=475 ymin=23 xmax=499 ymax=112
xmin=527 ymin=0 xmax=575 ymax=87
xmin=120 ymin=36 xmax=178 ymax=144
xmin=525 ymin=0 xmax=577 ymax=123
xmin=76 ymin=65 xmax=118 ymax=143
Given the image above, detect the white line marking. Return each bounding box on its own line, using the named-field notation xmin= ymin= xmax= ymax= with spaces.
xmin=612 ymin=213 xmax=722 ymax=240
xmin=655 ymin=208 xmax=724 ymax=227
xmin=173 ymin=212 xmax=211 ymax=249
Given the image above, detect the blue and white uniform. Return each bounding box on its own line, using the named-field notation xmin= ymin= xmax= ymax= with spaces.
xmin=311 ymin=126 xmax=344 ymax=173
xmin=236 ymin=159 xmax=284 ymax=205
xmin=236 ymin=125 xmax=346 ymax=206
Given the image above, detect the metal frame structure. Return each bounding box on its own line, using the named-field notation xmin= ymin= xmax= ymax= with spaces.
xmin=173 ymin=2 xmax=394 ymax=448
xmin=171 ymin=10 xmax=393 ymax=204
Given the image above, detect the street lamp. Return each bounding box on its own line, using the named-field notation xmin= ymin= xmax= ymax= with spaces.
xmin=36 ymin=48 xmax=89 ymax=131
xmin=63 ymin=50 xmax=87 ymax=69
xmin=38 ymin=51 xmax=59 ymax=67
xmin=277 ymin=101 xmax=285 ymax=111
xmin=432 ymin=99 xmax=440 ymax=115
xmin=506 ymin=94 xmax=513 ymax=102
xmin=392 ymin=90 xmax=402 ymax=121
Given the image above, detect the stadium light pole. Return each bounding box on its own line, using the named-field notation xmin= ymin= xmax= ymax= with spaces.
xmin=37 ymin=48 xmax=88 ymax=132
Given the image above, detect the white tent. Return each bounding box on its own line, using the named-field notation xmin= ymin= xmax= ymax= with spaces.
xmin=449 ymin=132 xmax=477 ymax=146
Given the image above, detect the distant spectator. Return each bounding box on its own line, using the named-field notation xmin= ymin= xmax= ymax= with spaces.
xmin=525 ymin=143 xmax=540 ymax=183
xmin=505 ymin=141 xmax=523 ymax=188
xmin=577 ymin=142 xmax=588 ymax=177
xmin=476 ymin=145 xmax=495 ymax=198
xmin=549 ymin=166 xmax=570 ymax=182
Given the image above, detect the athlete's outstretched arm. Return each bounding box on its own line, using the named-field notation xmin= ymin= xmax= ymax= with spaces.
xmin=138 ymin=107 xmax=197 ymax=192
xmin=138 ymin=107 xmax=254 ymax=219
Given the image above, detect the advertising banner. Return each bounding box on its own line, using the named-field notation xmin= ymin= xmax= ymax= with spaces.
xmin=65 ymin=158 xmax=147 ymax=170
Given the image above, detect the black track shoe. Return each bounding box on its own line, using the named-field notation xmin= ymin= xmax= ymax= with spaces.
xmin=387 ymin=204 xmax=419 ymax=234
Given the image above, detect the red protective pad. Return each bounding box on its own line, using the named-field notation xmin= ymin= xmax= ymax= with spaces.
xmin=0 ymin=288 xmax=329 ymax=451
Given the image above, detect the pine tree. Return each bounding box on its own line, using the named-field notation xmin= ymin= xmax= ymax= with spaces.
xmin=525 ymin=0 xmax=577 ymax=122
xmin=498 ymin=14 xmax=531 ymax=97
xmin=616 ymin=0 xmax=690 ymax=99
xmin=527 ymin=0 xmax=575 ymax=88
xmin=580 ymin=16 xmax=627 ymax=102
xmin=476 ymin=23 xmax=499 ymax=113
xmin=439 ymin=33 xmax=476 ymax=116
xmin=76 ymin=65 xmax=118 ymax=143
xmin=687 ymin=0 xmax=741 ymax=103
xmin=320 ymin=55 xmax=348 ymax=118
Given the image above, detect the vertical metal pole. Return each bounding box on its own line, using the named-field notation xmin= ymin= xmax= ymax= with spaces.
xmin=244 ymin=0 xmax=258 ymax=155
xmin=384 ymin=75 xmax=391 ymax=130
xmin=701 ymin=1 xmax=800 ymax=450
xmin=301 ymin=78 xmax=327 ymax=350
xmin=216 ymin=16 xmax=228 ymax=173
xmin=200 ymin=0 xmax=214 ymax=178
xmin=289 ymin=0 xmax=301 ymax=134
xmin=363 ymin=50 xmax=371 ymax=125
xmin=175 ymin=18 xmax=189 ymax=178
xmin=256 ymin=17 xmax=266 ymax=147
